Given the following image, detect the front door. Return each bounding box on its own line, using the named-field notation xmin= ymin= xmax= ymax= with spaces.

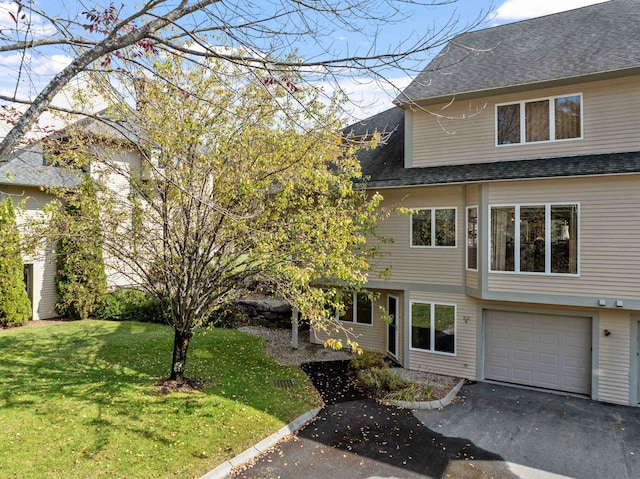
xmin=387 ymin=295 xmax=398 ymax=358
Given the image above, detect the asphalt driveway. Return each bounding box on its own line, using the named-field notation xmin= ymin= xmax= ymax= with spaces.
xmin=229 ymin=362 xmax=640 ymax=479
xmin=414 ymin=382 xmax=640 ymax=479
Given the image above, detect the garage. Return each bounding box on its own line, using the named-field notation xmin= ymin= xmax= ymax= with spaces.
xmin=484 ymin=310 xmax=592 ymax=394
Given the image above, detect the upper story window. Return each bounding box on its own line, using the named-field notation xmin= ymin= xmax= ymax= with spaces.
xmin=496 ymin=94 xmax=582 ymax=146
xmin=490 ymin=203 xmax=579 ymax=275
xmin=466 ymin=206 xmax=478 ymax=270
xmin=411 ymin=207 xmax=456 ymax=248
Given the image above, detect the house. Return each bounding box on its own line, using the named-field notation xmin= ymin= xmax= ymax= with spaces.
xmin=0 ymin=118 xmax=141 ymax=320
xmin=0 ymin=146 xmax=80 ymax=319
xmin=333 ymin=0 xmax=640 ymax=406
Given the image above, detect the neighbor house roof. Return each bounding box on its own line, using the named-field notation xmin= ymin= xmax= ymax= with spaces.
xmin=348 ymin=107 xmax=640 ymax=189
xmin=0 ymin=146 xmax=81 ymax=188
xmin=397 ymin=0 xmax=640 ymax=104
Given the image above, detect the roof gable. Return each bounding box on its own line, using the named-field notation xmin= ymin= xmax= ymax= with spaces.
xmin=398 ymin=0 xmax=640 ymax=103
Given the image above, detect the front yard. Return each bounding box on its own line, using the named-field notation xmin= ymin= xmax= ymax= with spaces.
xmin=0 ymin=320 xmax=321 ymax=479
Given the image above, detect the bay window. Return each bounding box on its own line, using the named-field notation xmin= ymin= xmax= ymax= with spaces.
xmin=490 ymin=203 xmax=578 ymax=275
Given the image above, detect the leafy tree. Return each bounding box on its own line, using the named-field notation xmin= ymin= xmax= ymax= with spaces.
xmin=0 ymin=196 xmax=31 ymax=327
xmin=42 ymin=55 xmax=385 ymax=383
xmin=54 ymin=177 xmax=107 ymax=320
xmin=0 ymin=0 xmax=488 ymax=159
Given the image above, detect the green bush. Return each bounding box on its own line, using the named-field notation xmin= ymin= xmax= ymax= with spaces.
xmin=356 ymin=367 xmax=410 ymax=396
xmin=355 ymin=367 xmax=433 ymax=402
xmin=0 ymin=197 xmax=31 ymax=327
xmin=349 ymin=349 xmax=387 ymax=371
xmin=95 ymin=289 xmax=165 ymax=323
xmin=54 ymin=178 xmax=106 ymax=320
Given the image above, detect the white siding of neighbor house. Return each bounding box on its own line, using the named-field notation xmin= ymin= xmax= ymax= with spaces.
xmin=1 ymin=185 xmax=59 ymax=319
xmin=407 ymin=291 xmax=477 ymax=380
xmin=368 ymin=185 xmax=465 ymax=286
xmin=597 ymin=310 xmax=631 ymax=405
xmin=91 ymin=148 xmax=142 ymax=288
xmin=411 ymin=75 xmax=640 ymax=168
xmin=486 ymin=175 xmax=640 ymax=299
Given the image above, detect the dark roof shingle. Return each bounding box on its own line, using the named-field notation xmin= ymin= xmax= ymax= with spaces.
xmin=398 ymin=0 xmax=640 ymax=103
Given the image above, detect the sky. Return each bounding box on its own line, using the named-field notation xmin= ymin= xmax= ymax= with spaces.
xmin=0 ymin=0 xmax=612 ymax=123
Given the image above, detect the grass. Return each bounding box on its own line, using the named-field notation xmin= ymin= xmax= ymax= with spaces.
xmin=0 ymin=320 xmax=321 ymax=479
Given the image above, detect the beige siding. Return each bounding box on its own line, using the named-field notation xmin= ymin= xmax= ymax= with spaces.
xmin=597 ymin=310 xmax=631 ymax=405
xmin=408 ymin=291 xmax=477 ymax=380
xmin=487 ymin=175 xmax=640 ymax=299
xmin=412 ymin=76 xmax=640 ymax=168
xmin=369 ymin=186 xmax=465 ymax=286
xmin=310 ymin=290 xmax=401 ymax=359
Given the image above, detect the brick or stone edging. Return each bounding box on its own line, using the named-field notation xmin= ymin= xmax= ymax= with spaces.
xmin=199 ymin=407 xmax=321 ymax=479
xmin=384 ymin=379 xmax=465 ymax=410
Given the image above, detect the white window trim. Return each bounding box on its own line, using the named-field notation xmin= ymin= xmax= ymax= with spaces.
xmin=409 ymin=301 xmax=457 ymax=356
xmin=410 ymin=206 xmax=458 ymax=248
xmin=495 ymin=93 xmax=583 ymax=147
xmin=466 ymin=205 xmax=478 ymax=271
xmin=338 ymin=291 xmax=374 ymax=326
xmin=488 ymin=202 xmax=580 ymax=277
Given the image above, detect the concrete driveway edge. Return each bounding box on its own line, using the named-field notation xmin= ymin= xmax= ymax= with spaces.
xmin=386 ymin=379 xmax=465 ymax=410
xmin=199 ymin=407 xmax=322 ymax=479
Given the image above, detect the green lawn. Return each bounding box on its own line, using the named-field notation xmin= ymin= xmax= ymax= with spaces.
xmin=0 ymin=320 xmax=321 ymax=479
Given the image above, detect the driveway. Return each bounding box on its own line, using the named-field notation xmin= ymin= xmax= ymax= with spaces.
xmin=414 ymin=382 xmax=640 ymax=479
xmin=229 ymin=362 xmax=640 ymax=479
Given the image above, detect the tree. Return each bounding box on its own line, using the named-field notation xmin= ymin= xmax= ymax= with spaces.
xmin=0 ymin=196 xmax=31 ymax=327
xmin=43 ymin=55 xmax=384 ymax=383
xmin=0 ymin=0 xmax=488 ymax=160
xmin=53 ymin=177 xmax=107 ymax=320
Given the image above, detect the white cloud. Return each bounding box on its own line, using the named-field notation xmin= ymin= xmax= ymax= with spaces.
xmin=0 ymin=1 xmax=56 ymax=36
xmin=317 ymin=75 xmax=413 ymax=121
xmin=493 ymin=0 xmax=609 ymax=21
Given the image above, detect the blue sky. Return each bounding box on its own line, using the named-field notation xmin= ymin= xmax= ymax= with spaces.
xmin=0 ymin=0 xmax=610 ymax=121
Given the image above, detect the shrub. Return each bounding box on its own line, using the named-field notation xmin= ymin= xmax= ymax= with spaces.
xmin=95 ymin=289 xmax=165 ymax=323
xmin=54 ymin=178 xmax=106 ymax=320
xmin=350 ymin=349 xmax=387 ymax=371
xmin=355 ymin=367 xmax=410 ymax=397
xmin=0 ymin=197 xmax=31 ymax=327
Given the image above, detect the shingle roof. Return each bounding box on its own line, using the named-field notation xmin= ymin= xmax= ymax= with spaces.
xmin=397 ymin=0 xmax=640 ymax=103
xmin=0 ymin=146 xmax=81 ymax=188
xmin=347 ymin=107 xmax=640 ymax=188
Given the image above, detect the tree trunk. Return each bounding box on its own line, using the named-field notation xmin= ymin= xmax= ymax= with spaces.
xmin=170 ymin=328 xmax=193 ymax=382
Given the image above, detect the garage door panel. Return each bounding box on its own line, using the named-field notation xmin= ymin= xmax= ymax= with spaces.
xmin=484 ymin=311 xmax=591 ymax=394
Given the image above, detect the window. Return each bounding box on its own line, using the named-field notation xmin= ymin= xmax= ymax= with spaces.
xmin=490 ymin=203 xmax=578 ymax=275
xmin=467 ymin=206 xmax=478 ymax=270
xmin=410 ymin=302 xmax=456 ymax=354
xmin=340 ymin=292 xmax=373 ymax=325
xmin=411 ymin=207 xmax=456 ymax=247
xmin=497 ymin=94 xmax=581 ymax=145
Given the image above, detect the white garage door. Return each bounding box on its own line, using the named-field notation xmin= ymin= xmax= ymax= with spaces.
xmin=484 ymin=310 xmax=592 ymax=394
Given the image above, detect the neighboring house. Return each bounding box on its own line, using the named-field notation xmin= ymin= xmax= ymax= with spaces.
xmin=0 ymin=147 xmax=80 ymax=319
xmin=331 ymin=0 xmax=640 ymax=406
xmin=0 ymin=118 xmax=141 ymax=320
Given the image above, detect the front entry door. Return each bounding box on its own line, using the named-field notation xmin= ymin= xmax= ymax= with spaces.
xmin=387 ymin=295 xmax=398 ymax=358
